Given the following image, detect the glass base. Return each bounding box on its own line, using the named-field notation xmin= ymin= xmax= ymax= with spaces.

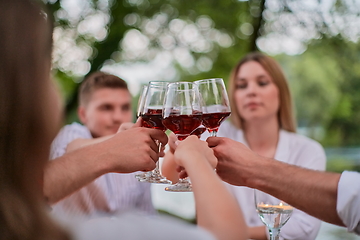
xmin=136 ymin=171 xmax=172 ymax=184
xmin=165 ymin=178 xmax=192 ymax=192
xmin=135 ymin=172 xmax=148 ymax=180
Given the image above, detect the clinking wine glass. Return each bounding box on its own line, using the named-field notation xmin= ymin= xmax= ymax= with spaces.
xmin=162 ymin=82 xmax=203 ymax=192
xmin=194 ymin=78 xmax=231 ymax=137
xmin=190 ymin=125 xmax=206 ymax=138
xmin=136 ymin=82 xmax=172 ymax=184
xmin=254 ymin=190 xmax=294 ymax=240
xmin=135 ymin=85 xmax=150 ymax=181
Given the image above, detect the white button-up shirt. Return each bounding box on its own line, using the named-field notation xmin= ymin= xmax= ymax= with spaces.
xmin=49 ymin=122 xmax=156 ymax=217
xmin=337 ymin=171 xmax=360 ymax=235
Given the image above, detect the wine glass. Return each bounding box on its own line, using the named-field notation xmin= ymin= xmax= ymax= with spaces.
xmin=190 ymin=125 xmax=206 ymax=138
xmin=136 ymin=82 xmax=172 ymax=184
xmin=254 ymin=190 xmax=294 ymax=240
xmin=134 ymin=85 xmax=150 ymax=181
xmin=162 ymin=82 xmax=203 ymax=192
xmin=194 ymin=78 xmax=231 ymax=137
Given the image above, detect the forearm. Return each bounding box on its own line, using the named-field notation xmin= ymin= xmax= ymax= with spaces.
xmin=185 ymin=154 xmax=247 ymax=240
xmin=66 ymin=135 xmax=113 ymax=153
xmin=45 ymin=127 xmax=168 ymax=204
xmin=44 ymin=144 xmax=109 ymax=204
xmin=249 ymin=158 xmax=343 ymax=226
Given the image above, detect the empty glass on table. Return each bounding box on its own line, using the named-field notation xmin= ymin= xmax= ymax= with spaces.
xmin=254 ymin=190 xmax=294 ymax=240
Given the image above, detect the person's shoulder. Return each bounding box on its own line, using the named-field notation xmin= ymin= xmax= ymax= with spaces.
xmin=280 ymin=130 xmax=326 ymax=170
xmin=50 ymin=122 xmax=92 ymax=159
xmin=282 ymin=130 xmax=324 ymax=153
xmin=62 ymin=122 xmax=87 ymax=131
xmin=59 ymin=122 xmax=91 ymax=137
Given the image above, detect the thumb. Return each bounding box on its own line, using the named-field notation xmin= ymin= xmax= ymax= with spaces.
xmin=132 ymin=117 xmax=143 ymax=128
xmin=117 ymin=122 xmax=135 ymax=133
xmin=206 ymin=136 xmax=222 ymax=148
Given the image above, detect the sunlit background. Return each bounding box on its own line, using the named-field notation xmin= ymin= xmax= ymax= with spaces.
xmin=45 ymin=0 xmax=360 ymax=238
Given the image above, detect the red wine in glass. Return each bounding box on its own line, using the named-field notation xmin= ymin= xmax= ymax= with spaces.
xmin=162 ymin=113 xmax=202 ymax=140
xmin=201 ymin=111 xmax=231 ymax=134
xmin=194 ymin=78 xmax=231 ymax=137
xmin=137 ymin=81 xmax=171 ymax=184
xmin=190 ymin=126 xmax=206 ymax=138
xmin=162 ymin=82 xmax=203 ymax=192
xmin=141 ymin=109 xmax=166 ymax=131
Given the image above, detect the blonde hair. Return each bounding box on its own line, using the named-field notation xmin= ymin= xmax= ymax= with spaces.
xmin=0 ymin=0 xmax=70 ymax=239
xmin=228 ymin=52 xmax=296 ymax=132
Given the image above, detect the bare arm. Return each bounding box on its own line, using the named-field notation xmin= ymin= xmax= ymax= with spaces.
xmin=66 ymin=135 xmax=113 ymax=153
xmin=66 ymin=122 xmax=135 ymax=153
xmin=207 ymin=136 xmax=344 ymax=227
xmin=174 ymin=136 xmax=248 ymax=240
xmin=44 ymin=127 xmax=168 ymax=204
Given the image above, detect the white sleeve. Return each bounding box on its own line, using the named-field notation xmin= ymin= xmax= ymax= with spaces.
xmin=50 ymin=123 xmax=92 ymax=160
xmin=337 ymin=171 xmax=360 ymax=235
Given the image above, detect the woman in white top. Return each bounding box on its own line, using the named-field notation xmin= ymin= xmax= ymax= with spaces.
xmin=162 ymin=52 xmax=326 ymax=240
xmin=216 ymin=52 xmax=326 ymax=240
xmin=0 ymin=1 xmax=248 ymax=239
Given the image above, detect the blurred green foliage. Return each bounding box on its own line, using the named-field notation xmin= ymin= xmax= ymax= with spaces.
xmin=45 ymin=0 xmax=360 ymax=149
xmin=327 ymin=158 xmax=360 ymax=173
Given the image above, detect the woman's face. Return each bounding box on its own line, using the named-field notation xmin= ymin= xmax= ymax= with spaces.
xmin=234 ymin=61 xmax=280 ymax=123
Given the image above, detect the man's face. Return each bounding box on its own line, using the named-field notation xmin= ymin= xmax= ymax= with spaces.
xmin=78 ymin=88 xmax=133 ymax=138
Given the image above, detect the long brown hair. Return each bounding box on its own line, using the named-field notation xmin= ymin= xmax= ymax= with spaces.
xmin=228 ymin=52 xmax=296 ymax=133
xmin=0 ymin=0 xmax=70 ymax=239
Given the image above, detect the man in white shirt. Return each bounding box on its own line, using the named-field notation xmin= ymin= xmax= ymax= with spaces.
xmin=50 ymin=71 xmax=156 ymax=216
xmin=207 ymin=136 xmax=360 ymax=235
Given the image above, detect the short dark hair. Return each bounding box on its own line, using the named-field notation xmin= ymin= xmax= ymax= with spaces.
xmin=78 ymin=71 xmax=129 ymax=106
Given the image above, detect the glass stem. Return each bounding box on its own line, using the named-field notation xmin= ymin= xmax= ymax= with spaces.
xmin=153 ymin=160 xmax=160 ymax=173
xmin=269 ymin=228 xmax=280 ymax=240
xmin=152 ymin=141 xmax=161 ymax=174
xmin=209 ymin=130 xmax=217 ymax=137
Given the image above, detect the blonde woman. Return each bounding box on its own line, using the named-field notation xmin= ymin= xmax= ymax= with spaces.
xmin=0 ymin=1 xmax=248 ymax=239
xmin=215 ymin=52 xmax=326 ymax=240
xmin=162 ymin=52 xmax=326 ymax=240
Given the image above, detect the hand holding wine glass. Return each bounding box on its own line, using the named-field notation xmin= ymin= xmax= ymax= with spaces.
xmin=136 ymin=81 xmax=172 ymax=184
xmin=194 ymin=78 xmax=231 ymax=137
xmin=254 ymin=190 xmax=294 ymax=240
xmin=162 ymin=82 xmax=203 ymax=191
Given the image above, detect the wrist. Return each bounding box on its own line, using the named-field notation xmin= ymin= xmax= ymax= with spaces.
xmin=181 ymin=153 xmax=212 ymax=176
xmin=82 ymin=143 xmax=112 ymax=176
xmin=245 ymin=155 xmax=273 ymax=189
